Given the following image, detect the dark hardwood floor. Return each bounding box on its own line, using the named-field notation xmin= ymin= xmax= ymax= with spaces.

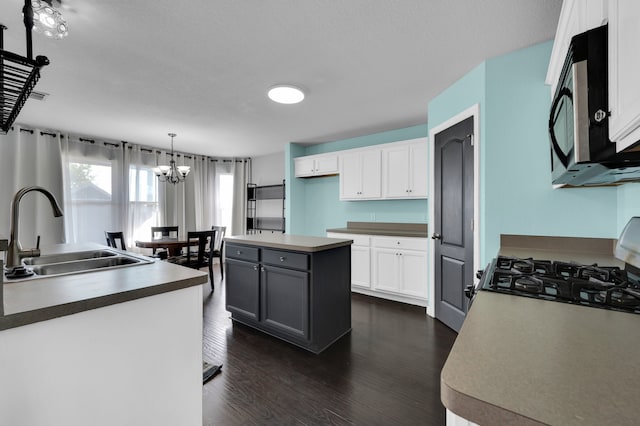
xmin=202 ymin=273 xmax=457 ymax=425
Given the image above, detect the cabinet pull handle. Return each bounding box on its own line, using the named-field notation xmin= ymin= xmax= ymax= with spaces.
xmin=279 ymin=256 xmax=285 ymax=262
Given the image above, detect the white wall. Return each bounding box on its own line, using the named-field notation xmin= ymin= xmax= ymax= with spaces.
xmin=251 ymin=152 xmax=285 ymax=220
xmin=251 ymin=152 xmax=284 ymax=186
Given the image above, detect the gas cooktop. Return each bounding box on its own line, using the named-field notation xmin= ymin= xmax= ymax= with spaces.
xmin=479 ymin=256 xmax=640 ymax=314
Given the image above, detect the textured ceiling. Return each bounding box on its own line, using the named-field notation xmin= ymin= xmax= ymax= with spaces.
xmin=0 ymin=0 xmax=562 ymax=157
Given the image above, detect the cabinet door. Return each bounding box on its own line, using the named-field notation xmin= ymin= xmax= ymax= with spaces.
xmin=610 ymin=1 xmax=640 ymax=151
xmin=225 ymin=258 xmax=260 ymax=321
xmin=371 ymin=248 xmax=400 ymax=293
xmin=398 ymin=249 xmax=428 ymax=299
xmin=351 ymin=245 xmax=371 ymax=288
xmin=409 ymin=142 xmax=428 ymax=197
xmin=314 ymin=155 xmax=338 ymax=175
xmin=382 ymin=145 xmax=410 ymax=198
xmin=340 ymin=151 xmax=363 ymax=199
xmin=360 ymin=149 xmax=381 ymax=198
xmin=261 ymin=265 xmax=310 ymax=339
xmin=295 ymin=157 xmax=316 ymax=177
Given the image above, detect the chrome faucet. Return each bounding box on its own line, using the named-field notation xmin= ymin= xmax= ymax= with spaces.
xmin=6 ymin=186 xmax=63 ymax=270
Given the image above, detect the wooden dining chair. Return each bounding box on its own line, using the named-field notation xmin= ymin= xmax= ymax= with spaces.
xmin=210 ymin=226 xmax=226 ymax=280
xmin=150 ymin=226 xmax=179 ymax=255
xmin=169 ymin=230 xmax=216 ymax=291
xmin=104 ymin=231 xmax=127 ymax=251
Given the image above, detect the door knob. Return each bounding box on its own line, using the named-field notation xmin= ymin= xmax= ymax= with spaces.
xmin=431 ymin=233 xmax=442 ymax=240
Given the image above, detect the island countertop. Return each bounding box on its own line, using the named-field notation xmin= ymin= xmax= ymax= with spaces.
xmin=1 ymin=242 xmax=208 ymax=331
xmin=224 ymin=233 xmax=353 ymax=252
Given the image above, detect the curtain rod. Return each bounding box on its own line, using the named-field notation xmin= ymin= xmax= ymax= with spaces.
xmin=10 ymin=125 xmax=251 ymax=162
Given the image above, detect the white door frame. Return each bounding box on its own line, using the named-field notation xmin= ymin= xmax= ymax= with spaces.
xmin=427 ymin=104 xmax=481 ymax=318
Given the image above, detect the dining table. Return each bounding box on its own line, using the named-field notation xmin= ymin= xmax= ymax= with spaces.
xmin=135 ymin=238 xmax=189 ymax=257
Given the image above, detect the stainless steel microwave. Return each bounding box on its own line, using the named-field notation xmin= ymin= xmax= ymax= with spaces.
xmin=549 ymin=24 xmax=640 ymax=186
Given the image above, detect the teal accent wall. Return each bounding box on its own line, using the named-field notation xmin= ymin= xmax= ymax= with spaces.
xmin=428 ymin=41 xmax=619 ymax=264
xmin=616 ymin=182 xmax=640 ymax=235
xmin=287 ymin=125 xmax=429 ymax=236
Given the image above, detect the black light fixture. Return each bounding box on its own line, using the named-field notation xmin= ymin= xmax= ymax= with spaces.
xmin=153 ymin=133 xmax=191 ymax=184
xmin=0 ymin=0 xmax=50 ymax=134
xmin=30 ymin=0 xmax=68 ymax=39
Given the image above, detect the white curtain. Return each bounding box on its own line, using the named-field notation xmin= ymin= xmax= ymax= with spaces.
xmin=231 ymin=159 xmax=251 ymax=235
xmin=60 ymin=136 xmax=125 ymax=244
xmin=124 ymin=144 xmax=161 ymax=250
xmin=0 ymin=126 xmax=65 ymax=249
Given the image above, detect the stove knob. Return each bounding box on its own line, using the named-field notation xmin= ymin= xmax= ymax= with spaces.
xmin=476 ymin=270 xmax=484 ymax=279
xmin=464 ymin=284 xmax=475 ymax=300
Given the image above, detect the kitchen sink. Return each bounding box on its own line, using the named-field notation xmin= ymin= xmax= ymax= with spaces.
xmin=23 ymin=250 xmax=117 ymax=266
xmin=31 ymin=256 xmax=143 ymax=276
xmin=9 ymin=248 xmax=154 ymax=280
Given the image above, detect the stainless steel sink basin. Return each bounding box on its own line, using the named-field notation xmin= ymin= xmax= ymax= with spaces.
xmin=23 ymin=250 xmax=117 ymax=266
xmin=31 ymin=256 xmax=142 ymax=276
xmin=10 ymin=248 xmax=154 ymax=280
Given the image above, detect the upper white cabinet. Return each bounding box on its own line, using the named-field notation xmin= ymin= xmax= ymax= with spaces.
xmin=294 ymin=153 xmax=338 ymax=177
xmin=381 ymin=138 xmax=428 ymax=199
xmin=545 ymin=0 xmax=608 ymax=94
xmin=339 ymin=149 xmax=381 ymax=200
xmin=610 ymin=1 xmax=640 ymax=152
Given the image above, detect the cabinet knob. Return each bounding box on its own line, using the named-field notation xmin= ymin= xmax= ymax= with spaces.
xmin=253 ymin=265 xmax=258 ymax=271
xmin=279 ymin=256 xmax=285 ymax=262
xmin=261 ymin=266 xmax=265 ymax=272
xmin=237 ymin=250 xmax=242 ymax=255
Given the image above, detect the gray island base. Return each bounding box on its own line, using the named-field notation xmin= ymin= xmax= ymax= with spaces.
xmin=224 ymin=234 xmax=353 ymax=353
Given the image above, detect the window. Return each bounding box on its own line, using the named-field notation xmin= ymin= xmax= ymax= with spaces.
xmin=67 ymin=161 xmax=116 ymax=243
xmin=129 ymin=166 xmax=160 ymax=242
xmin=218 ymin=173 xmax=234 ymax=232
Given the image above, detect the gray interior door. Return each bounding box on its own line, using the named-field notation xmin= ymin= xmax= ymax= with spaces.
xmin=433 ymin=116 xmax=474 ymax=332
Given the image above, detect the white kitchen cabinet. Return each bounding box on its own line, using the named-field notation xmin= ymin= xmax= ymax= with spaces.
xmin=294 ymin=153 xmax=339 ymax=177
xmin=328 ymin=232 xmax=370 ymax=288
xmin=371 ymin=236 xmax=428 ymax=300
xmin=610 ymin=1 xmax=640 ymax=152
xmin=381 ymin=138 xmax=428 ymax=199
xmin=339 ymin=149 xmax=381 ymax=200
xmin=545 ymin=0 xmax=607 ymax=94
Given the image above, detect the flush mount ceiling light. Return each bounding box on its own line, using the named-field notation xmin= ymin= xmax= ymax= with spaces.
xmin=30 ymin=0 xmax=68 ymax=39
xmin=268 ymin=85 xmax=305 ymax=104
xmin=153 ymin=133 xmax=191 ymax=185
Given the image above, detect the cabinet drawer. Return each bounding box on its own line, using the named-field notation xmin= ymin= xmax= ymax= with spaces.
xmin=371 ymin=236 xmax=427 ymax=251
xmin=327 ymin=232 xmax=369 ymax=246
xmin=226 ymin=244 xmax=260 ymax=262
xmin=262 ymin=249 xmax=309 ymax=270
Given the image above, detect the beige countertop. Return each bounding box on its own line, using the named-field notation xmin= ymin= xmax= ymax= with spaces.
xmin=326 ymin=221 xmax=428 ymax=238
xmin=441 ymin=291 xmax=640 ymax=425
xmin=1 ymin=242 xmax=208 ymax=331
xmin=224 ymin=234 xmax=353 ymax=252
xmin=442 ymin=235 xmax=639 ymax=425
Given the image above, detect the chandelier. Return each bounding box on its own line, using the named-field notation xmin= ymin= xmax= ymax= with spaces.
xmin=30 ymin=0 xmax=69 ymax=39
xmin=154 ymin=133 xmax=190 ymax=184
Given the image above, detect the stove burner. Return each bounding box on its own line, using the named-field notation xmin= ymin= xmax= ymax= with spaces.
xmin=483 ymin=256 xmax=640 ymax=314
xmin=514 ymin=276 xmax=543 ymax=293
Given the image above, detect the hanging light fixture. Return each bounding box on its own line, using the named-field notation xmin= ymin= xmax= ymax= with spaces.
xmin=30 ymin=0 xmax=68 ymax=39
xmin=153 ymin=133 xmax=190 ymax=184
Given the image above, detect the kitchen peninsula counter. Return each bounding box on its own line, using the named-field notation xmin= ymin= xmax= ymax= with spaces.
xmin=224 ymin=233 xmax=352 ymax=353
xmin=1 ymin=242 xmax=207 ymax=425
xmin=441 ymin=235 xmax=638 ymax=425
xmin=1 ymin=242 xmax=208 ymax=331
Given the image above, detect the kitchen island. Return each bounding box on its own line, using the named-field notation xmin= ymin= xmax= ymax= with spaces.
xmin=441 ymin=236 xmax=639 ymax=425
xmin=224 ymin=234 xmax=353 ymax=353
xmin=0 ymin=242 xmax=208 ymax=426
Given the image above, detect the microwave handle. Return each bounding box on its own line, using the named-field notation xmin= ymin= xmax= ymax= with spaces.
xmin=548 ymin=87 xmax=572 ymax=168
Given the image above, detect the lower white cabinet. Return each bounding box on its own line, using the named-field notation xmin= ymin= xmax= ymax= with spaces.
xmin=328 ymin=232 xmax=427 ymax=306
